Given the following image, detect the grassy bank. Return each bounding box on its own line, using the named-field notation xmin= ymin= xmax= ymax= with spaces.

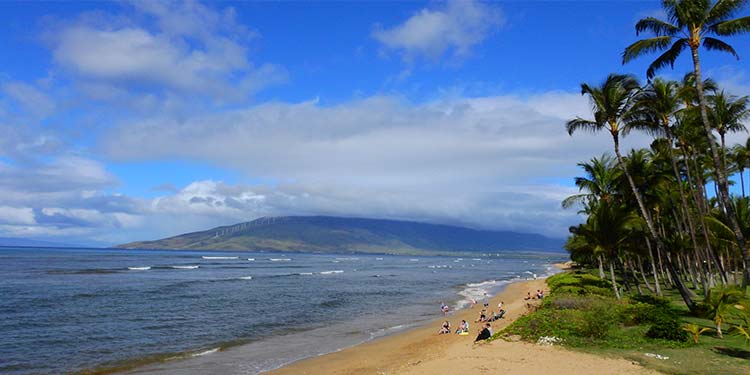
xmin=493 ymin=268 xmax=750 ymax=375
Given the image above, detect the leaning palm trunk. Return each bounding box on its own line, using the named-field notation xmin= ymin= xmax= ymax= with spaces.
xmin=612 ymin=133 xmax=694 ymax=308
xmin=609 ymin=260 xmax=621 ymax=300
xmin=646 ymin=238 xmax=662 ymax=295
xmin=597 ymin=255 xmax=606 ymax=279
xmin=637 ymin=255 xmax=655 ymax=294
xmin=690 ymin=44 xmax=750 ymax=287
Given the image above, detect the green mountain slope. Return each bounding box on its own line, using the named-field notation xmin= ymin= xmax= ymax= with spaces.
xmin=116 ymin=216 xmax=564 ymax=254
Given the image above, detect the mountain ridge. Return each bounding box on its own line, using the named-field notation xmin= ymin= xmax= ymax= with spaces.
xmin=116 ymin=215 xmax=564 ymax=254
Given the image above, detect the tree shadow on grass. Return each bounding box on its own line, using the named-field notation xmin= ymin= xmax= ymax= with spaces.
xmin=713 ymin=346 xmax=750 ymax=359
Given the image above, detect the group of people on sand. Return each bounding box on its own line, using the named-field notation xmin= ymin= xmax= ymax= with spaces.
xmin=524 ymin=290 xmax=544 ymax=300
xmin=437 ymin=298 xmax=506 ymax=342
xmin=438 ymin=320 xmax=493 ymax=342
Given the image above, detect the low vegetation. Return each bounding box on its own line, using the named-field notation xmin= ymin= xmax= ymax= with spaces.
xmin=495 ymin=271 xmax=750 ymax=374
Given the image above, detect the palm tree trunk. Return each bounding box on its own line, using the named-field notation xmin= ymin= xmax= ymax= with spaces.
xmin=612 ymin=132 xmax=694 ymax=309
xmin=740 ymin=168 xmax=745 ymax=198
xmin=646 ymin=238 xmax=662 ymax=295
xmin=597 ymin=255 xmax=606 ymax=279
xmin=637 ymin=255 xmax=655 ymax=294
xmin=609 ymin=260 xmax=621 ymax=300
xmin=690 ymin=44 xmax=750 ymax=288
xmin=629 ymin=259 xmax=643 ymax=295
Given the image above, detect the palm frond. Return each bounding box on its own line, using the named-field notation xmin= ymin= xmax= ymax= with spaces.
xmin=635 ymin=17 xmax=680 ymax=36
xmin=707 ymin=0 xmax=749 ymax=24
xmin=712 ymin=16 xmax=750 ymax=35
xmin=646 ymin=38 xmax=689 ymax=79
xmin=703 ymin=37 xmax=739 ymax=59
xmin=566 ymin=118 xmax=600 ymax=135
xmin=623 ymin=36 xmax=673 ymax=64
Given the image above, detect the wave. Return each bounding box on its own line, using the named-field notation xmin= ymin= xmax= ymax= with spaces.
xmin=471 ymin=258 xmax=482 ymax=261
xmin=238 ymin=276 xmax=253 ymax=280
xmin=456 ymin=278 xmax=512 ymax=309
xmin=409 ymin=259 xmax=419 ymax=262
xmin=171 ymin=265 xmax=199 ymax=269
xmin=247 ymin=258 xmax=255 ymax=261
xmin=375 ymin=257 xmax=383 ymax=260
xmin=467 ymin=280 xmax=496 ymax=288
xmin=334 ymin=257 xmax=359 ymax=261
xmin=319 ymin=270 xmax=344 ymax=275
xmin=201 ymin=256 xmax=238 ymax=260
xmin=190 ymin=347 xmax=220 ymax=357
xmin=128 ymin=267 xmax=151 ymax=271
xmin=298 ymin=272 xmax=314 ymax=275
xmin=269 ymin=258 xmax=291 ymax=262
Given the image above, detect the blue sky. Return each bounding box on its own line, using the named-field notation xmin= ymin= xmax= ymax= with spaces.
xmin=0 ymin=0 xmax=749 ymax=246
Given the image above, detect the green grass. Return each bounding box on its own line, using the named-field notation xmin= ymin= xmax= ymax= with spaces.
xmin=494 ymin=270 xmax=750 ymax=375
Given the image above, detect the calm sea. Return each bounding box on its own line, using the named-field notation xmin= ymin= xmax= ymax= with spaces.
xmin=0 ymin=247 xmax=565 ymax=374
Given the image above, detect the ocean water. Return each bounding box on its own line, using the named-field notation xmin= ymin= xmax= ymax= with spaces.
xmin=0 ymin=247 xmax=566 ymax=374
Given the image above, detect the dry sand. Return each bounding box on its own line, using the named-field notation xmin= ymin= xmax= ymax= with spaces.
xmin=269 ymin=264 xmax=660 ymax=375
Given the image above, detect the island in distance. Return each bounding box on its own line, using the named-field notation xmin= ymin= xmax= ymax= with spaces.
xmin=117 ymin=216 xmax=564 ymax=255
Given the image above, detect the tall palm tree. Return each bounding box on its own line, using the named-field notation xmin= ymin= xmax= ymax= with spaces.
xmin=567 ymin=73 xmax=696 ymax=309
xmin=709 ymin=90 xmax=750 ymax=168
xmin=562 ymin=154 xmax=623 ymax=212
xmin=623 ymin=0 xmax=750 ymax=287
xmin=731 ymin=143 xmax=748 ymax=197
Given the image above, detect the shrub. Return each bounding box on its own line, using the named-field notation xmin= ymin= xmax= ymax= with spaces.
xmin=547 ymin=272 xmax=613 ymax=297
xmin=646 ymin=316 xmax=689 ymax=342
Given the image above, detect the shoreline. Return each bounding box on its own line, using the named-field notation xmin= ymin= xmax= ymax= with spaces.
xmin=267 ymin=261 xmax=657 ymax=375
xmin=266 ymin=266 xmax=558 ymax=374
xmin=112 ymin=258 xmax=563 ymax=375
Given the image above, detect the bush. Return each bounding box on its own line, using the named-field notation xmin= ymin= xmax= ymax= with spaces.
xmin=547 ymin=272 xmax=613 ymax=297
xmin=646 ymin=316 xmax=689 ymax=342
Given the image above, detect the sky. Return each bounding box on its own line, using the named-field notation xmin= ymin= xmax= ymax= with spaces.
xmin=0 ymin=0 xmax=749 ymax=246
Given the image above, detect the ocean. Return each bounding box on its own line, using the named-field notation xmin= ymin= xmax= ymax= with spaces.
xmin=0 ymin=247 xmax=566 ymax=374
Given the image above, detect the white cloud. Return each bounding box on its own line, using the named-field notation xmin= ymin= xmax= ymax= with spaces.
xmin=1 ymin=81 xmax=56 ymax=118
xmin=373 ymin=0 xmax=503 ymax=62
xmin=49 ymin=1 xmax=286 ymax=100
xmin=95 ymin=91 xmax=653 ymax=239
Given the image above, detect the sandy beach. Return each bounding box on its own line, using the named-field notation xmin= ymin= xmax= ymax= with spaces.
xmin=269 ymin=264 xmax=659 ymax=375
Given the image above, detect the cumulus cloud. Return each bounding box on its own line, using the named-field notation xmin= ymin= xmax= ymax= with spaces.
xmin=373 ymin=0 xmax=503 ymax=62
xmin=48 ymin=0 xmax=286 ymax=100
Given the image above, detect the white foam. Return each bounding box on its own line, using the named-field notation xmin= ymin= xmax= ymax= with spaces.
xmin=456 ymin=279 xmax=511 ymax=309
xmin=238 ymin=276 xmax=253 ymax=280
xmin=467 ymin=280 xmax=497 ymax=288
xmin=127 ymin=266 xmax=151 ymax=271
xmin=375 ymin=257 xmax=384 ymax=260
xmin=320 ymin=270 xmax=344 ymax=275
xmin=171 ymin=265 xmax=199 ymax=269
xmin=191 ymin=348 xmax=220 ymax=357
xmin=270 ymin=258 xmax=291 ymax=262
xmin=247 ymin=258 xmax=255 ymax=261
xmin=472 ymin=258 xmax=481 ymax=261
xmin=409 ymin=259 xmax=419 ymax=262
xmin=335 ymin=257 xmax=359 ymax=261
xmin=298 ymin=272 xmax=314 ymax=275
xmin=201 ymin=256 xmax=238 ymax=260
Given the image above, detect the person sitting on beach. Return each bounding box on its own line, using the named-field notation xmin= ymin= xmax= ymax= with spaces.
xmin=524 ymin=292 xmax=532 ymax=300
xmin=475 ymin=310 xmax=486 ymax=323
xmin=474 ymin=323 xmax=492 ymax=342
xmin=537 ymin=289 xmax=544 ymax=299
xmin=485 ymin=323 xmax=493 ymax=336
xmin=497 ymin=301 xmax=504 ymax=310
xmin=455 ymin=320 xmax=469 ymax=334
xmin=494 ymin=309 xmax=506 ymax=320
xmin=439 ymin=320 xmax=451 ymax=334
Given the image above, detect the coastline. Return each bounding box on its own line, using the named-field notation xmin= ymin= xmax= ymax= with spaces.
xmin=267 ymin=262 xmax=658 ymax=375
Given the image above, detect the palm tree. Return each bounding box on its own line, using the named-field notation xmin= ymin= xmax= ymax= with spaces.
xmin=709 ymin=90 xmax=750 ymax=168
xmin=576 ymin=200 xmax=639 ymax=300
xmin=562 ymin=154 xmax=622 ymax=212
xmin=704 ymin=287 xmax=745 ymax=338
xmin=731 ymin=143 xmax=748 ymax=197
xmin=567 ymin=73 xmax=696 ymax=309
xmin=623 ymin=0 xmax=750 ymax=286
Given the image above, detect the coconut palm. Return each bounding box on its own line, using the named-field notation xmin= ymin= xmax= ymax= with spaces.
xmin=709 ymin=90 xmax=750 ymax=168
xmin=704 ymin=287 xmax=745 ymax=338
xmin=731 ymin=143 xmax=748 ymax=197
xmin=562 ymin=154 xmax=623 ymax=212
xmin=567 ymin=73 xmax=696 ymax=309
xmin=623 ymin=0 xmax=750 ymax=286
